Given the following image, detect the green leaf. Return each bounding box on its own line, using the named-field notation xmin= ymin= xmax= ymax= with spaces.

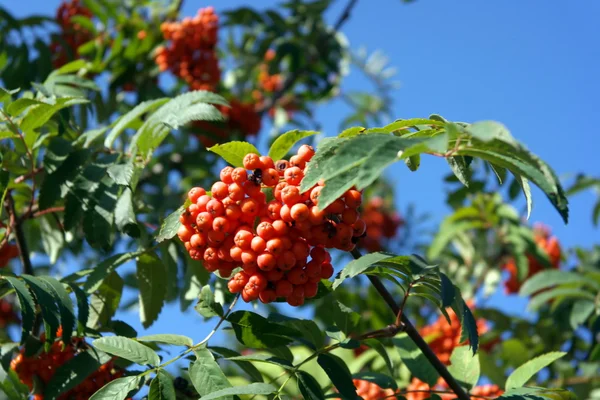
xmin=137 ymin=334 xmax=193 ymax=347
xmin=394 ymin=333 xmax=439 ymax=386
xmin=44 ymin=348 xmax=112 ymax=400
xmin=87 ymin=272 xmax=123 ymax=329
xmin=569 ymin=300 xmax=595 ymax=329
xmin=20 ymin=97 xmax=89 ymax=134
xmin=189 ymin=348 xmax=232 ymax=399
xmin=466 ymin=121 xmax=516 ymax=144
xmin=115 ymin=187 xmax=139 ymax=236
xmin=440 ymin=273 xmax=456 ymax=307
xmin=513 ymin=173 xmax=533 ymax=219
xmin=363 ymin=338 xmax=394 ymax=376
xmin=92 ymin=336 xmax=160 ymax=366
xmin=104 ymin=98 xmax=169 ymax=148
xmin=317 ymin=353 xmax=359 ymax=400
xmin=38 ymin=277 xmax=75 ymax=345
xmin=136 ymin=252 xmax=168 ymax=328
xmin=505 ymin=352 xmax=567 ymax=390
xmin=268 ymin=314 xmax=325 ymax=350
xmin=447 ymin=156 xmax=471 ymax=187
xmin=527 ymin=288 xmax=594 ymax=311
xmin=162 ymin=102 xmax=224 ymax=130
xmin=107 ymin=162 xmax=137 ymax=186
xmin=331 ymin=301 xmax=360 ymax=336
xmin=297 ymin=371 xmax=324 ymax=400
xmin=20 ymin=275 xmax=60 ymax=344
xmin=227 ymin=311 xmax=301 ymax=349
xmin=451 ymin=293 xmax=479 ymax=353
xmin=195 ymin=285 xmax=224 ymax=318
xmin=226 ymin=354 xmax=294 ymax=370
xmin=84 ymin=251 xmax=142 ymax=293
xmin=197 ymin=383 xmax=277 ymax=400
xmin=39 ymin=215 xmax=64 ymax=264
xmin=148 ymin=370 xmax=176 ymax=400
xmin=6 ymin=98 xmax=43 ymax=116
xmin=447 ymin=346 xmax=480 ymax=390
xmin=208 ymin=141 xmax=260 ymax=167
xmin=210 ymin=346 xmax=264 ymax=383
xmin=68 ymin=284 xmax=89 ymax=335
xmin=2 ymin=276 xmax=36 ymax=344
xmin=89 ymin=376 xmax=141 ymax=400
xmin=51 ymin=59 xmax=90 ymax=75
xmin=333 ymin=252 xmax=394 ymax=289
xmin=352 ymin=372 xmax=397 ymax=390
xmin=498 ymin=387 xmax=577 ymax=400
xmin=154 ymin=206 xmax=184 ymax=243
xmin=268 ymin=130 xmax=317 ymax=160
xmin=519 ymin=270 xmax=597 ymax=297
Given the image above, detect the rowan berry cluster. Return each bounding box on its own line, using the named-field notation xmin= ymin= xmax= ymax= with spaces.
xmin=155 ymin=7 xmax=220 ymax=91
xmin=419 ymin=303 xmax=490 ymax=365
xmin=353 ymin=379 xmax=395 ymax=400
xmin=0 ymin=298 xmax=19 ymax=328
xmin=177 ymin=145 xmax=367 ymax=306
xmin=406 ymin=378 xmax=503 ymax=400
xmin=359 ymin=197 xmax=403 ymax=252
xmin=0 ymin=242 xmax=19 ymax=267
xmin=11 ymin=328 xmax=125 ymax=400
xmin=50 ymin=0 xmax=94 ymax=68
xmin=503 ymin=225 xmax=561 ymax=294
xmin=258 ymin=49 xmax=283 ymax=93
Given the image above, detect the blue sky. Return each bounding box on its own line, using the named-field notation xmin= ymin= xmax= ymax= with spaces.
xmin=6 ymin=0 xmax=600 ymax=369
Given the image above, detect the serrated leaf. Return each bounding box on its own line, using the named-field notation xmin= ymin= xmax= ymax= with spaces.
xmin=2 ymin=276 xmax=36 ymax=344
xmin=44 ymin=349 xmax=112 ymax=400
xmin=451 ymin=293 xmax=479 ymax=353
xmin=92 ymin=336 xmax=160 ymax=366
xmin=297 ymin=371 xmax=324 ymax=400
xmin=440 ymin=273 xmax=456 ymax=307
xmin=268 ymin=130 xmax=317 ymax=160
xmin=333 ymin=252 xmax=394 ymax=289
xmin=447 ymin=346 xmax=480 ymax=390
xmin=505 ymin=352 xmax=566 ymax=390
xmin=210 ymin=346 xmax=263 ymax=383
xmin=208 ymin=141 xmax=260 ymax=167
xmin=198 ymin=383 xmax=277 ymax=400
xmin=227 ymin=311 xmax=301 ymax=349
xmin=569 ymin=300 xmax=594 ymax=330
xmin=68 ymin=284 xmax=89 ymax=335
xmin=115 ymin=187 xmax=139 ymax=236
xmin=148 ymin=369 xmax=176 ymax=400
xmin=107 ymin=162 xmax=136 ymax=186
xmin=84 ymin=251 xmax=143 ymax=293
xmin=513 ymin=173 xmax=533 ymax=219
xmin=332 ymin=301 xmax=360 ymax=336
xmin=189 ymin=348 xmax=232 ymax=399
xmin=394 ymin=334 xmax=439 ymax=386
xmin=154 ymin=206 xmax=184 ymax=243
xmin=317 ymin=353 xmax=359 ymax=400
xmin=20 ymin=275 xmax=60 ymax=344
xmin=162 ymin=102 xmax=223 ymax=130
xmin=519 ymin=270 xmax=596 ymax=297
xmin=104 ymin=98 xmax=169 ymax=148
xmin=268 ymin=314 xmax=325 ymax=350
xmin=527 ymin=288 xmax=594 ymax=311
xmin=87 ymin=272 xmax=123 ymax=329
xmin=39 ymin=215 xmax=64 ymax=264
xmin=137 ymin=252 xmax=167 ymax=328
xmin=89 ymin=375 xmax=141 ymax=400
xmin=447 ymin=156 xmax=471 ymax=187
xmin=19 ymin=97 xmax=89 ymax=134
xmin=352 ymin=372 xmax=397 ymax=390
xmin=38 ymin=277 xmax=75 ymax=345
xmin=363 ymin=338 xmax=394 ymax=376
xmin=226 ymin=354 xmax=294 ymax=370
xmin=137 ymin=334 xmax=193 ymax=347
xmin=195 ymin=285 xmax=224 ymax=318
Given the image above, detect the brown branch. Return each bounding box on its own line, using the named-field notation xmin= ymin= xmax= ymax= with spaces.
xmin=257 ymin=0 xmax=359 ymax=116
xmin=14 ymin=167 xmax=43 ymax=184
xmin=5 ymin=193 xmax=33 ymax=276
xmin=350 ymin=248 xmax=471 ymax=400
xmin=19 ymin=206 xmax=65 ymax=222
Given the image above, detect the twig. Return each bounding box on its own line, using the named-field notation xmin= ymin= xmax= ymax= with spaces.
xmin=19 ymin=206 xmax=65 ymax=222
xmin=257 ymin=0 xmax=360 ymax=115
xmin=5 ymin=193 xmax=33 ymax=276
xmin=14 ymin=167 xmax=43 ymax=184
xmin=350 ymin=248 xmax=471 ymax=400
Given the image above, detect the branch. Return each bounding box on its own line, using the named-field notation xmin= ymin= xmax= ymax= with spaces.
xmin=350 ymin=248 xmax=471 ymax=400
xmin=5 ymin=193 xmax=34 ymax=276
xmin=257 ymin=0 xmax=360 ymax=116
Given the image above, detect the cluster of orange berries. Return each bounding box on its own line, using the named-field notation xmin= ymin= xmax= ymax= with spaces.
xmin=156 ymin=7 xmax=220 ymax=91
xmin=359 ymin=197 xmax=403 ymax=252
xmin=177 ymin=146 xmax=367 ymax=306
xmin=50 ymin=0 xmax=94 ymax=68
xmin=353 ymin=379 xmax=395 ymax=400
xmin=258 ymin=49 xmax=283 ymax=93
xmin=419 ymin=303 xmax=491 ymax=365
xmin=0 ymin=242 xmax=19 ymax=267
xmin=406 ymin=378 xmax=504 ymax=400
xmin=503 ymin=225 xmax=561 ymax=294
xmin=11 ymin=328 xmax=125 ymax=400
xmin=194 ymin=99 xmax=262 ymax=147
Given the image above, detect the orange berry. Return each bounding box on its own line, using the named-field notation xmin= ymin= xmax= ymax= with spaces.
xmin=262 ymin=168 xmax=279 ymax=186
xmin=211 ymin=181 xmax=228 ymax=199
xmin=243 ymin=153 xmax=263 ymax=170
xmin=266 ymin=238 xmax=284 ymax=255
xmin=220 ymin=166 xmax=234 ymax=183
xmin=297 ymin=144 xmax=315 ymax=162
xmin=304 ymin=282 xmax=319 ymax=298
xmin=257 ymin=222 xmax=276 ymax=240
xmin=290 ymin=203 xmax=309 ymax=221
xmin=276 ymin=279 xmax=293 ymax=297
xmin=284 ymin=166 xmax=303 ymax=185
xmin=188 ymin=187 xmax=206 ymax=203
xmin=320 ymin=263 xmax=334 ymax=279
xmin=241 ymin=198 xmax=260 ymax=216
xmin=232 ymin=167 xmax=248 ymax=184
xmin=257 ymin=252 xmax=277 ymax=271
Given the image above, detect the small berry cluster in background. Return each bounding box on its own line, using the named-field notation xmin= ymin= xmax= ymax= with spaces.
xmin=177 ymin=145 xmax=367 ymax=306
xmin=406 ymin=378 xmax=504 ymax=400
xmin=503 ymin=225 xmax=561 ymax=294
xmin=11 ymin=328 xmax=126 ymax=400
xmin=50 ymin=0 xmax=94 ymax=68
xmin=0 ymin=242 xmax=19 ymax=267
xmin=359 ymin=196 xmax=403 ymax=252
xmin=353 ymin=379 xmax=395 ymax=400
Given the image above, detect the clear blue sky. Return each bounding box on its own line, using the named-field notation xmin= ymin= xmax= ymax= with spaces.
xmin=5 ymin=0 xmax=600 ymax=365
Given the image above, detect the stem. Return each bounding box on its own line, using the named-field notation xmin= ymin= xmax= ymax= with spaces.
xmin=258 ymin=0 xmax=359 ymax=115
xmin=350 ymin=248 xmax=471 ymax=400
xmin=5 ymin=193 xmax=34 ymax=276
